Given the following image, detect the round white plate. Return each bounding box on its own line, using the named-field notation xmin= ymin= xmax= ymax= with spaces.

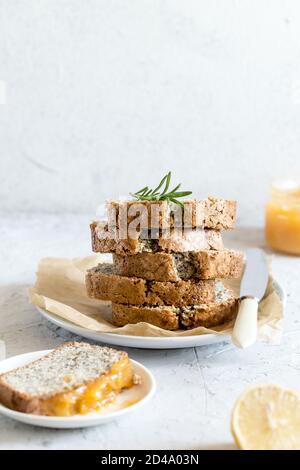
xmin=36 ymin=279 xmax=286 ymax=350
xmin=0 ymin=350 xmax=156 ymax=429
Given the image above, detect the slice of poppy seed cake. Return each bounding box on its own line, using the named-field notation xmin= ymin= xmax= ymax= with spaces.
xmin=0 ymin=342 xmax=135 ymax=416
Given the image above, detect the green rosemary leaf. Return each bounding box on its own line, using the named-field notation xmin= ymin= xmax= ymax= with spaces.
xmin=151 ymin=174 xmax=169 ymax=195
xmin=167 ymin=191 xmax=193 ymax=197
xmin=130 ymin=191 xmax=148 ymax=199
xmin=144 ymin=188 xmax=153 ymax=197
xmin=161 ymin=171 xmax=171 ymax=196
xmin=168 ymin=183 xmax=181 ymax=193
xmin=169 ymin=197 xmax=184 ymax=208
xmin=134 ymin=186 xmax=149 ymax=195
xmin=130 ymin=172 xmax=192 ymax=205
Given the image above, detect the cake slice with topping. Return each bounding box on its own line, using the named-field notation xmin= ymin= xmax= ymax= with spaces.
xmin=0 ymin=342 xmax=136 ymax=416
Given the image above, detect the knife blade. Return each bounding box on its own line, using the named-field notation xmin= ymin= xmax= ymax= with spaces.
xmin=240 ymin=248 xmax=269 ymax=300
xmin=232 ymin=248 xmax=269 ymax=349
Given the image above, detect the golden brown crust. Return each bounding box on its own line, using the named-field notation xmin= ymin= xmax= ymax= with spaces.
xmin=86 ymin=265 xmax=217 ymax=306
xmin=192 ymin=250 xmax=244 ymax=279
xmin=146 ymin=280 xmax=216 ymax=307
xmin=112 ymin=297 xmax=239 ymax=330
xmin=112 ymin=250 xmax=244 ymax=281
xmin=0 ymin=381 xmax=39 ymax=414
xmin=180 ymin=298 xmax=239 ymax=328
xmin=112 ymin=303 xmax=180 ymax=330
xmin=106 ymin=197 xmax=236 ymax=230
xmin=91 ymin=222 xmax=140 ymax=254
xmin=113 ymin=252 xmax=177 ymax=281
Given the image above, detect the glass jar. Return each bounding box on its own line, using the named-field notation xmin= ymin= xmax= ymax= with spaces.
xmin=265 ymin=179 xmax=300 ymax=255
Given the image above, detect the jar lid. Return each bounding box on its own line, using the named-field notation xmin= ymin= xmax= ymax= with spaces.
xmin=271 ymin=179 xmax=300 ymax=194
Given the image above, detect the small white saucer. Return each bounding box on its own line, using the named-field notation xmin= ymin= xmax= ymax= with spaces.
xmin=0 ymin=349 xmax=156 ymax=429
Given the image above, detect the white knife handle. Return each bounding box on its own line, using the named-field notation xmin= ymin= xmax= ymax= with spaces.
xmin=232 ymin=296 xmax=259 ymax=349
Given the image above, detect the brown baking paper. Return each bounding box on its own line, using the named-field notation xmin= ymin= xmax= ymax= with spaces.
xmin=29 ymin=255 xmax=284 ymax=343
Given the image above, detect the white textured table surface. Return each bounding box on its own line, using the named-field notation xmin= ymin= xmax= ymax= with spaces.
xmin=0 ymin=213 xmax=299 ymax=450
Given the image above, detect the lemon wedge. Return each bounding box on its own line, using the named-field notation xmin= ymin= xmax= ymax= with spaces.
xmin=231 ymin=384 xmax=300 ymax=450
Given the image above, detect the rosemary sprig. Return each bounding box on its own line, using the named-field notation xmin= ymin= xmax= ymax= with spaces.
xmin=130 ymin=171 xmax=192 ymax=207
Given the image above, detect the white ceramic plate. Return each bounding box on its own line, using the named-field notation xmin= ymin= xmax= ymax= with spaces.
xmin=0 ymin=350 xmax=156 ymax=429
xmin=36 ymin=279 xmax=286 ymax=350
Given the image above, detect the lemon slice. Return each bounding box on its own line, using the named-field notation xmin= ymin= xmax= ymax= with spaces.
xmin=231 ymin=384 xmax=300 ymax=450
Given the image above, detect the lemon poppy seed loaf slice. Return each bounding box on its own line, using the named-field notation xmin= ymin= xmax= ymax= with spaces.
xmin=112 ymin=250 xmax=244 ymax=282
xmin=0 ymin=342 xmax=135 ymax=416
xmin=91 ymin=222 xmax=224 ymax=255
xmin=106 ymin=197 xmax=236 ymax=230
xmin=112 ymin=286 xmax=239 ymax=331
xmin=86 ymin=263 xmax=218 ymax=306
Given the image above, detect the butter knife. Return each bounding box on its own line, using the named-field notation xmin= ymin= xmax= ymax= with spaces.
xmin=232 ymin=248 xmax=269 ymax=349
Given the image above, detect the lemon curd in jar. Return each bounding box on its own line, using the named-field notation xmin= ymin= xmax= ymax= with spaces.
xmin=265 ymin=180 xmax=300 ymax=255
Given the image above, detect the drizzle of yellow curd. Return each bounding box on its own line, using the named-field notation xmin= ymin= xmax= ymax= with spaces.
xmin=39 ymin=357 xmax=134 ymax=416
xmin=266 ymin=184 xmax=300 ymax=255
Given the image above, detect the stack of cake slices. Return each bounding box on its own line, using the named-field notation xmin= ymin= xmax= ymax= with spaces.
xmin=86 ymin=197 xmax=244 ymax=331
